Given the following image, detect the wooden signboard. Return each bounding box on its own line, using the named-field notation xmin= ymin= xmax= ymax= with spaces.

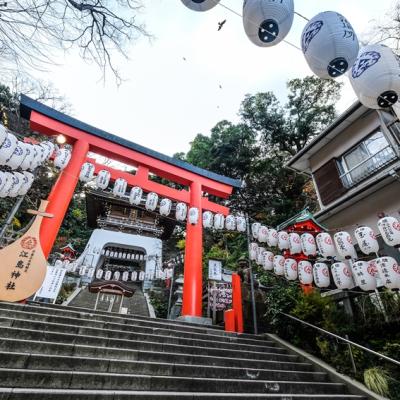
xmin=0 ymin=200 xmax=50 ymax=302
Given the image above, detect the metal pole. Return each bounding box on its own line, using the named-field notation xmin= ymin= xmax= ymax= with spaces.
xmin=246 ymin=214 xmax=258 ymax=335
xmin=94 ymin=291 xmax=100 ymax=311
xmin=345 ymin=334 xmax=357 ymax=374
xmin=0 ymin=195 xmax=25 ymax=245
xmin=167 ymin=263 xmax=176 ymax=319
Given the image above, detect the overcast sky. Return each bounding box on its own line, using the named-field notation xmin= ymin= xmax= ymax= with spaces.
xmin=33 ymin=0 xmax=393 ymax=157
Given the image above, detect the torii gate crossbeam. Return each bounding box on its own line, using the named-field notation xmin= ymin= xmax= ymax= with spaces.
xmin=20 ymin=95 xmax=241 ymax=321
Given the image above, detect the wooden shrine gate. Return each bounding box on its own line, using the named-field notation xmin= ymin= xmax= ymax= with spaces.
xmin=19 ymin=95 xmax=241 ymax=320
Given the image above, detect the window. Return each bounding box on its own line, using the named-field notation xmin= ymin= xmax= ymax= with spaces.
xmin=338 ymin=130 xmax=397 ymax=188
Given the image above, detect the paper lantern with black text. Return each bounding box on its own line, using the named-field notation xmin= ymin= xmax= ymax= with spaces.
xmin=145 ymin=192 xmax=158 ymax=211
xmin=258 ymin=225 xmax=269 ymax=243
xmin=257 ymin=247 xmax=266 ymax=266
xmin=350 ymin=44 xmax=400 ymax=109
xmin=263 ymin=251 xmax=274 ymax=271
xmin=333 ymin=231 xmax=357 ymax=259
xmin=8 ymin=172 xmax=25 ymax=197
xmin=313 ymin=262 xmax=331 ymax=288
xmin=302 ymin=11 xmax=359 ymax=79
xmin=278 ymin=231 xmax=290 ymax=250
xmin=331 ymin=262 xmax=354 ymax=289
xmin=159 ymin=198 xmax=172 ymax=216
xmin=298 ymin=260 xmax=313 ymax=285
xmin=377 ymin=216 xmax=400 ymax=247
xmin=19 ymin=144 xmax=34 ymax=171
xmin=0 ymin=133 xmax=18 ymax=165
xmin=249 ymin=242 xmax=258 ymax=261
xmin=352 ymin=261 xmax=377 ymax=291
xmin=267 ymin=228 xmax=279 ymax=247
xmin=354 ymin=226 xmax=379 ymax=255
xmin=225 ymin=215 xmax=236 ymax=231
xmin=189 ymin=207 xmax=200 ymax=225
xmin=251 ymin=222 xmax=261 ymax=239
xmin=376 ymin=257 xmax=400 ymax=289
xmin=273 ymin=255 xmax=285 ymax=276
xmin=79 ymin=162 xmax=95 ymax=182
xmin=289 ymin=233 xmax=302 ymax=255
xmin=214 ymin=213 xmax=225 ymax=230
xmin=301 ymin=233 xmax=317 ymax=256
xmin=176 ymin=203 xmax=188 ymax=222
xmin=284 ymin=258 xmax=298 ymax=281
xmin=96 ymin=170 xmax=111 ymax=190
xmin=129 ymin=186 xmax=143 ymax=205
xmin=54 ymin=147 xmax=71 ymax=170
xmin=236 ymin=215 xmax=247 ymax=232
xmin=18 ymin=171 xmax=34 ymax=196
xmin=203 ymin=211 xmax=214 ymax=228
xmin=113 ymin=178 xmax=127 ymax=197
xmin=316 ymin=233 xmax=336 ymax=258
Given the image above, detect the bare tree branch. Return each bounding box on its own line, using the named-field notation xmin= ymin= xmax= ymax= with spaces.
xmin=0 ymin=1 xmax=150 ymax=82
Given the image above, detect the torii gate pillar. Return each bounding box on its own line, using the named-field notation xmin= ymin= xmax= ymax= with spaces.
xmin=181 ymin=181 xmax=203 ymax=318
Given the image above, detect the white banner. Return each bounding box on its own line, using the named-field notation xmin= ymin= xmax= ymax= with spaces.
xmin=208 ymin=259 xmax=223 ymax=281
xmin=35 ymin=266 xmax=66 ymax=300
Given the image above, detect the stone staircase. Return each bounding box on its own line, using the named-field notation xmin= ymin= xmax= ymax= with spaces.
xmin=68 ymin=286 xmax=150 ymax=316
xmin=0 ymin=301 xmax=367 ymax=399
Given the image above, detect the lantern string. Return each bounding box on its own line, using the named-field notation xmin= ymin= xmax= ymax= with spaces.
xmin=217 ymin=2 xmax=395 ymax=108
xmin=294 ymin=11 xmax=310 ymax=22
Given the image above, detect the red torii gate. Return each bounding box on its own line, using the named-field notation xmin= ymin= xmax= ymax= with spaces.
xmin=20 ymin=95 xmax=241 ymax=320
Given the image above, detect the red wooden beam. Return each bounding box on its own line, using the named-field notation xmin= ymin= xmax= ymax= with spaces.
xmin=30 ymin=111 xmax=234 ymax=199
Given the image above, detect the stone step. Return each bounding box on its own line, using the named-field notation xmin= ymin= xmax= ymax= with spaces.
xmin=0 ymin=369 xmax=347 ymax=394
xmin=0 ymin=352 xmax=327 ymax=382
xmin=0 ymin=307 xmax=266 ymax=347
xmin=31 ymin=301 xmax=211 ymax=329
xmin=0 ymin=326 xmax=294 ymax=362
xmin=0 ymin=316 xmax=279 ymax=354
xmin=0 ymin=388 xmax=367 ymax=400
xmin=0 ymin=302 xmax=254 ymax=339
xmin=0 ymin=338 xmax=312 ymax=370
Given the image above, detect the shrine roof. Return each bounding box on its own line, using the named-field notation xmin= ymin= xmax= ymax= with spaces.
xmin=277 ymin=208 xmax=327 ymax=232
xmin=20 ymin=95 xmax=242 ymax=189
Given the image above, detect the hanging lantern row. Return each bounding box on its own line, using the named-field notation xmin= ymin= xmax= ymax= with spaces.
xmin=0 ymin=125 xmax=56 ymax=171
xmin=252 ymin=243 xmax=400 ymax=291
xmin=0 ymin=170 xmax=35 ymax=198
xmin=250 ymin=215 xmax=400 ymax=260
xmin=180 ymin=1 xmax=400 ymax=110
xmin=95 ymin=268 xmax=145 ymax=282
xmin=101 ymin=248 xmax=147 ymax=261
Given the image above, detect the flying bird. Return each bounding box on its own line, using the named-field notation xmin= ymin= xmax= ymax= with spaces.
xmin=218 ymin=19 xmax=226 ymax=31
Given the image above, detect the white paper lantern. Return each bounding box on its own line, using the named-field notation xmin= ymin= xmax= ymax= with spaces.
xmin=257 ymin=246 xmax=266 ymax=265
xmin=159 ymin=198 xmax=172 ymax=216
xmin=214 ymin=213 xmax=225 ymax=230
xmin=243 ymin=0 xmax=294 ymax=47
xmin=19 ymin=144 xmax=34 ymax=171
xmin=122 ymin=271 xmax=129 ymax=282
xmin=0 ymin=172 xmax=13 ymax=198
xmin=249 ymin=242 xmax=258 ymax=261
xmin=188 ymin=207 xmax=200 ymax=225
xmin=331 ymin=262 xmax=355 ymax=289
xmin=273 ymin=255 xmax=285 ymax=276
xmin=8 ymin=172 xmax=25 ymax=197
xmin=96 ymin=170 xmax=111 ymax=190
xmin=225 ymin=215 xmax=236 ymax=231
xmin=377 ymin=216 xmax=400 ymax=248
xmin=251 ymin=222 xmax=261 ymax=239
xmin=79 ymin=266 xmax=87 ymax=276
xmin=79 ymin=162 xmax=95 ymax=182
xmin=41 ymin=141 xmax=55 ymax=160
xmin=376 ymin=257 xmax=400 ymax=289
xmin=236 ymin=216 xmax=247 ymax=232
xmin=301 ymin=233 xmax=317 ymax=256
xmin=302 ymin=11 xmax=358 ymax=79
xmin=352 ymin=261 xmax=377 ymax=291
xmin=131 ymin=271 xmax=138 ymax=281
xmin=18 ymin=171 xmax=34 ymax=196
xmin=263 ymin=251 xmax=274 ymax=271
xmin=350 ymin=44 xmax=400 ymax=109
xmin=176 ymin=202 xmax=188 ymax=221
xmin=278 ymin=231 xmax=290 ymax=250
xmin=0 ymin=124 xmax=6 ymax=147
xmin=333 ymin=231 xmax=357 ymax=260
xmin=54 ymin=147 xmax=71 ymax=170
xmin=0 ymin=133 xmax=18 ymax=165
xmin=267 ymin=228 xmax=279 ymax=247
xmin=145 ymin=192 xmax=158 ymax=211
xmin=181 ymin=0 xmax=220 ymax=12
xmin=313 ymin=262 xmax=331 ymax=288
xmin=257 ymin=225 xmax=268 ymax=243
xmin=6 ymin=142 xmax=26 ymax=170
xmin=284 ymin=258 xmax=298 ymax=281
xmin=354 ymin=226 xmax=379 ymax=255
xmin=138 ymin=271 xmax=145 ymax=281
xmin=87 ymin=268 xmax=95 ymax=278
xmin=113 ymin=178 xmax=127 ymax=197
xmin=113 ymin=271 xmax=120 ymax=281
xmin=289 ymin=233 xmax=302 ymax=255
xmin=203 ymin=211 xmax=214 ymax=228
xmin=96 ymin=269 xmax=104 ymax=279
xmin=316 ymin=233 xmax=336 ymax=258
xmin=298 ymin=261 xmax=313 ymax=285
xmin=129 ymin=186 xmax=143 ymax=205
xmin=30 ymin=146 xmax=42 ymax=170
xmin=0 ymin=171 xmax=8 ymax=196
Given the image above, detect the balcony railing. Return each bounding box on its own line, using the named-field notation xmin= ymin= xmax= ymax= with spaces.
xmin=339 ymin=145 xmax=398 ymax=189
